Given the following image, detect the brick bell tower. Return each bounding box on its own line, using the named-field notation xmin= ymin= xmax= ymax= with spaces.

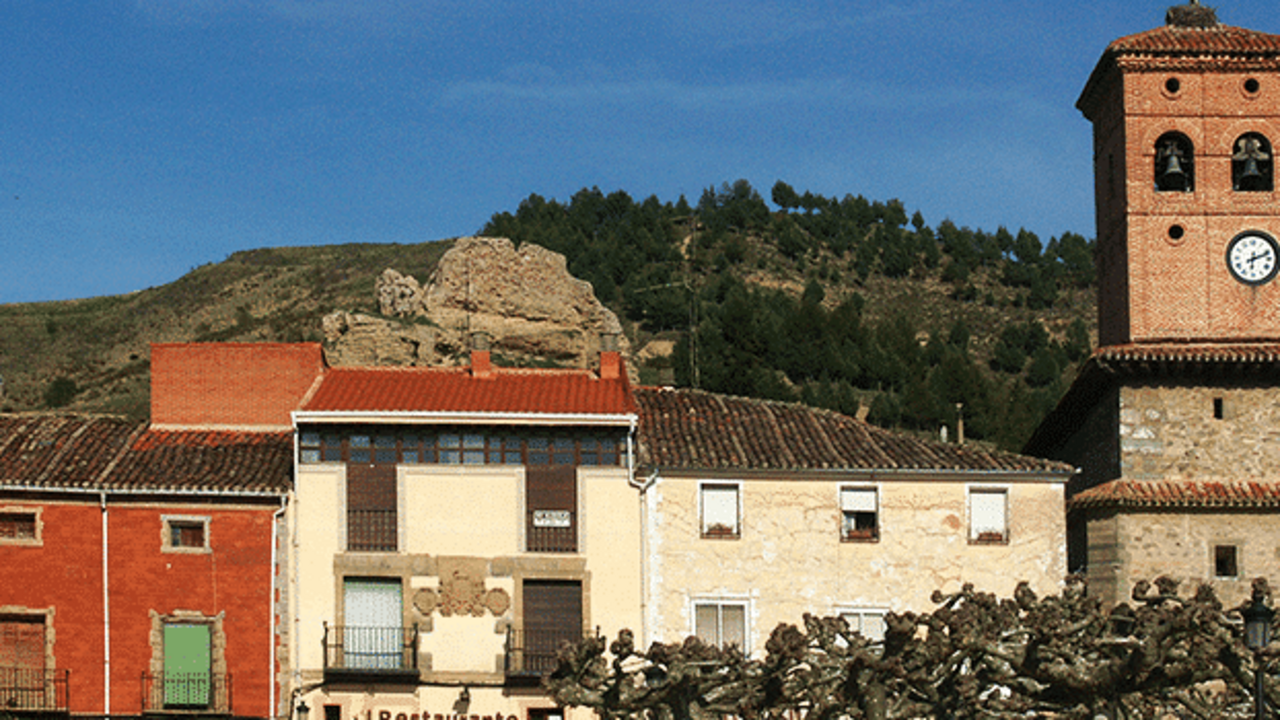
xmin=1026 ymin=4 xmax=1280 ymax=609
xmin=1077 ymin=1 xmax=1280 ymax=346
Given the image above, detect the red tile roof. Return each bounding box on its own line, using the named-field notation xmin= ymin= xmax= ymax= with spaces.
xmin=1070 ymin=479 xmax=1280 ymax=511
xmin=0 ymin=414 xmax=290 ymax=495
xmin=1095 ymin=342 xmax=1280 ymax=365
xmin=1024 ymin=342 xmax=1280 ymax=458
xmin=1078 ymin=18 xmax=1280 ymax=118
xmin=0 ymin=414 xmax=144 ymax=487
xmin=634 ymin=387 xmax=1071 ymax=475
xmin=1108 ymin=23 xmax=1280 ymax=55
xmin=151 ymin=342 xmax=324 ymax=429
xmin=301 ymin=365 xmax=637 ymax=418
xmin=107 ymin=429 xmax=292 ymax=494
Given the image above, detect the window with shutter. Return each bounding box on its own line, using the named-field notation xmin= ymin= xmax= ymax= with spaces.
xmin=969 ymin=488 xmax=1008 ymax=543
xmin=840 ymin=487 xmax=878 ymax=541
xmin=347 ymin=465 xmax=397 ymax=552
xmin=700 ymin=484 xmax=740 ymax=539
xmin=526 ymin=465 xmax=576 ymax=552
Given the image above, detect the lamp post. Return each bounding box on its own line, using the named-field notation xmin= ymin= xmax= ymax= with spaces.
xmin=1244 ymin=595 xmax=1274 ymax=720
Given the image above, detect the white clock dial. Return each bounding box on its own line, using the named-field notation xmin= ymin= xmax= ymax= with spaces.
xmin=1227 ymin=231 xmax=1280 ymax=285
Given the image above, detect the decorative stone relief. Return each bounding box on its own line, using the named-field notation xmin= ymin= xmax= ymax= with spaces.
xmin=415 ymin=558 xmax=512 ymax=618
xmin=413 ymin=588 xmax=438 ymax=616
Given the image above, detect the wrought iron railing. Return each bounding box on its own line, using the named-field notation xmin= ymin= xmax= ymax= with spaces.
xmin=323 ymin=624 xmax=419 ymax=673
xmin=0 ymin=667 xmax=69 ymax=712
xmin=526 ymin=510 xmax=576 ymax=552
xmin=141 ymin=671 xmax=231 ymax=713
xmin=347 ymin=509 xmax=397 ymax=552
xmin=504 ymin=628 xmax=587 ymax=677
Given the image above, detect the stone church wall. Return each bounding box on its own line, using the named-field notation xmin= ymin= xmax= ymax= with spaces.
xmin=1118 ymin=381 xmax=1280 ymax=481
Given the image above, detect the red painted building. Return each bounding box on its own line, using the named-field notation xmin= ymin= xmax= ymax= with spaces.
xmin=0 ymin=343 xmax=322 ymax=718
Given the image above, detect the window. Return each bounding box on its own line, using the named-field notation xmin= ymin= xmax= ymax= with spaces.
xmin=0 ymin=509 xmax=39 ymax=545
xmin=298 ymin=427 xmax=628 ymax=467
xmin=694 ymin=601 xmax=747 ymax=650
xmin=0 ymin=614 xmax=49 ymax=710
xmin=526 ymin=465 xmax=576 ymax=552
xmin=341 ymin=578 xmax=405 ymax=670
xmin=1233 ymin=133 xmax=1273 ymax=192
xmin=163 ymin=623 xmax=212 ymax=708
xmin=162 ymin=516 xmax=209 ymax=553
xmin=347 ymin=465 xmax=397 ymax=552
xmin=517 ymin=580 xmax=583 ymax=675
xmin=1154 ymin=132 xmax=1194 ymax=192
xmin=840 ymin=487 xmax=878 ymax=541
xmin=1215 ymin=545 xmax=1239 ymax=578
xmin=838 ymin=609 xmax=888 ymax=643
xmin=700 ymin=483 xmax=740 ymax=539
xmin=969 ymin=488 xmax=1008 ymax=544
xmin=146 ymin=613 xmax=227 ymax=714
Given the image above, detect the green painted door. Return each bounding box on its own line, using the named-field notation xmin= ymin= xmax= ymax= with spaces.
xmin=163 ymin=623 xmax=211 ymax=707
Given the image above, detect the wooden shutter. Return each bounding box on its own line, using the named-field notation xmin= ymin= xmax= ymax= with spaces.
xmin=348 ymin=464 xmax=397 ymax=551
xmin=0 ymin=616 xmax=43 ymax=668
xmin=970 ymin=489 xmax=1007 ymax=541
xmin=522 ymin=580 xmax=582 ymax=673
xmin=526 ymin=465 xmax=576 ymax=552
xmin=163 ymin=623 xmax=211 ymax=707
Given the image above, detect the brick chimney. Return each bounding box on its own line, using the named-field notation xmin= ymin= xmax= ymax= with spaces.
xmin=599 ymin=332 xmax=622 ymax=380
xmin=470 ymin=331 xmax=493 ymax=379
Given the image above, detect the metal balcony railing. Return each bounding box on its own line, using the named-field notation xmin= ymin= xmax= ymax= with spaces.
xmin=504 ymin=628 xmax=587 ymax=677
xmin=141 ymin=671 xmax=231 ymax=713
xmin=323 ymin=624 xmax=419 ymax=677
xmin=0 ymin=666 xmax=69 ymax=713
xmin=526 ymin=510 xmax=576 ymax=553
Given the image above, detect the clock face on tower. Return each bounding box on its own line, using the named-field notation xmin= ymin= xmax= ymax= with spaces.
xmin=1226 ymin=231 xmax=1280 ymax=285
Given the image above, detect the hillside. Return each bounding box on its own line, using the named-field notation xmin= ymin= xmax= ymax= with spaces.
xmin=0 ymin=180 xmax=1096 ymax=452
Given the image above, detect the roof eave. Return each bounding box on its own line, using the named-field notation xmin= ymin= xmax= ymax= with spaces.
xmin=293 ymin=409 xmax=639 ymax=427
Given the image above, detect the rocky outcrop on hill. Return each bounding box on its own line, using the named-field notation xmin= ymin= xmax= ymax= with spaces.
xmin=323 ymin=237 xmax=631 ymax=374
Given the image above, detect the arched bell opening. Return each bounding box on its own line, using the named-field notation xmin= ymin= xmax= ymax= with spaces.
xmin=1233 ymin=132 xmax=1273 ymax=192
xmin=1154 ymin=132 xmax=1194 ymax=192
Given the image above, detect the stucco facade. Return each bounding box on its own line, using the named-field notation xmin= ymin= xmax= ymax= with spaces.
xmin=643 ymin=471 xmax=1066 ymax=652
xmin=287 ymin=352 xmax=640 ymax=720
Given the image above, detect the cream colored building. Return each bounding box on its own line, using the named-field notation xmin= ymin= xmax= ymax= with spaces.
xmin=288 ymin=344 xmax=641 ymax=720
xmin=633 ymin=387 xmax=1072 ymax=652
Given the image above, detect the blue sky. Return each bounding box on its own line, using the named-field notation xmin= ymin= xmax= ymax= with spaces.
xmin=0 ymin=1 xmax=1273 ymax=303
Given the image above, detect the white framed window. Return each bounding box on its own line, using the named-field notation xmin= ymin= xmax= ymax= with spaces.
xmin=0 ymin=506 xmax=41 ymax=546
xmin=837 ymin=608 xmax=888 ymax=643
xmin=162 ymin=515 xmax=210 ymax=553
xmin=693 ymin=599 xmax=748 ymax=651
xmin=700 ymin=483 xmax=740 ymax=539
xmin=968 ymin=487 xmax=1008 ymax=544
xmin=840 ymin=487 xmax=878 ymax=541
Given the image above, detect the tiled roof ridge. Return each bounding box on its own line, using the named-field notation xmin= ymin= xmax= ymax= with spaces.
xmin=151 ymin=340 xmax=323 ymax=349
xmin=1108 ymin=22 xmax=1280 ymax=54
xmin=133 ymin=428 xmax=292 ymax=449
xmin=325 ymin=364 xmax=599 ymax=377
xmin=1070 ymin=478 xmax=1280 ymax=510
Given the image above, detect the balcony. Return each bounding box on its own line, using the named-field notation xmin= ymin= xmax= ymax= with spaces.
xmin=504 ymin=628 xmax=587 ymax=679
xmin=141 ymin=671 xmax=231 ymax=715
xmin=0 ymin=667 xmax=69 ymax=714
xmin=323 ymin=624 xmax=419 ymax=683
